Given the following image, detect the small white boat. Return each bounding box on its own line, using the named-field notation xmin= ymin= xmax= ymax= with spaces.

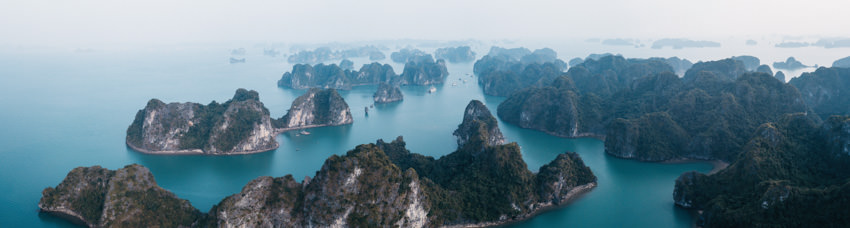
xmin=452 ymin=82 xmax=457 ymax=86
xmin=428 ymin=87 xmax=437 ymax=93
xmin=300 ymin=130 xmax=311 ymax=135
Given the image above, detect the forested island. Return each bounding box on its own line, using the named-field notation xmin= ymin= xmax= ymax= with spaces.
xmin=434 ymin=46 xmax=476 ymax=63
xmin=46 ymin=100 xmax=596 ymax=227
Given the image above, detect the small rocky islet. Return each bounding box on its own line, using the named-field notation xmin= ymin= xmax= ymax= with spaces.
xmin=43 ymin=100 xmax=597 ymax=227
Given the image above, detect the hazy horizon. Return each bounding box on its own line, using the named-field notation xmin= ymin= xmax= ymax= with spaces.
xmin=3 ymin=0 xmax=849 ymax=47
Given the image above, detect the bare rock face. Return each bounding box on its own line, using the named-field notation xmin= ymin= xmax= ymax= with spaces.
xmin=126 ymin=88 xmax=278 ymax=154
xmin=373 ymin=83 xmax=404 ymax=103
xmin=277 ymin=88 xmax=353 ymax=129
xmin=39 ymin=164 xmax=201 ymax=227
xmin=210 ymin=144 xmax=433 ymax=228
xmin=453 ymin=100 xmax=505 ymax=148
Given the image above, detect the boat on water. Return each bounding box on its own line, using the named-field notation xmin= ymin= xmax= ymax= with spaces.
xmin=428 ymin=87 xmax=437 ymax=93
xmin=452 ymin=82 xmax=457 ymax=86
xmin=300 ymin=130 xmax=310 ymax=135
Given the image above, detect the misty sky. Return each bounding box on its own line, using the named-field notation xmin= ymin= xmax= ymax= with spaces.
xmin=2 ymin=0 xmax=849 ymax=46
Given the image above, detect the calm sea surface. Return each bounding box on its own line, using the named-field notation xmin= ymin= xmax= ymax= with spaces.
xmin=5 ymin=40 xmax=833 ymax=227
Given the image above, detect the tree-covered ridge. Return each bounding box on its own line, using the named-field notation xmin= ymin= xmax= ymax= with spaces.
xmin=498 ymin=57 xmax=811 ymax=162
xmin=126 ymin=88 xmax=277 ymax=154
xmin=789 ymin=67 xmax=850 ymax=119
xmin=39 ymin=164 xmax=201 ymax=227
xmin=473 ymin=47 xmax=568 ymax=96
xmin=673 ymin=114 xmax=850 ymax=227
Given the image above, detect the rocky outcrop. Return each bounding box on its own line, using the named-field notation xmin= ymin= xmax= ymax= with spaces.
xmin=453 ymin=100 xmax=505 ymax=148
xmin=276 ymin=88 xmax=353 ymax=130
xmin=398 ymin=55 xmax=449 ymax=85
xmin=435 ymin=46 xmax=476 ymax=63
xmin=210 ymin=144 xmax=432 ymax=227
xmin=373 ymin=83 xmax=403 ymax=103
xmin=39 ymin=164 xmax=201 ymax=227
xmin=126 ymin=88 xmax=278 ymax=155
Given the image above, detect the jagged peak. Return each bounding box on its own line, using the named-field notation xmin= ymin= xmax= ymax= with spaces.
xmin=453 ymin=100 xmax=506 ymax=148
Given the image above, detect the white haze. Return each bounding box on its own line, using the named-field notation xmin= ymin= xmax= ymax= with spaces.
xmin=1 ymin=0 xmax=849 ymax=48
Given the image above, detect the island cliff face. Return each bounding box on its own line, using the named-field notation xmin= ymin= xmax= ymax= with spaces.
xmin=276 ymin=88 xmax=353 ymax=129
xmin=672 ymin=114 xmax=850 ymax=227
xmin=44 ymin=100 xmax=596 ymax=228
xmin=373 ymin=83 xmax=404 ymax=103
xmin=39 ymin=164 xmax=201 ymax=227
xmin=126 ymin=89 xmax=278 ymax=155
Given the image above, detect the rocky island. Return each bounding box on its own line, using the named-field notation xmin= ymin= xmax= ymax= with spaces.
xmin=39 ymin=164 xmax=201 ymax=227
xmin=772 ymin=57 xmax=808 ymax=70
xmin=44 ymin=100 xmax=597 ymax=227
xmin=373 ymin=82 xmax=403 ymax=103
xmin=397 ymin=55 xmax=449 ymax=85
xmin=434 ymin=46 xmax=476 ymax=63
xmin=390 ymin=48 xmax=428 ymax=63
xmin=274 ymin=88 xmax=353 ymax=130
xmin=126 ymin=88 xmax=278 ymax=155
xmin=473 ymin=47 xmax=568 ymax=96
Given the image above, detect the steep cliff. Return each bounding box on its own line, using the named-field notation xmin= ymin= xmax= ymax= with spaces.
xmin=453 ymin=100 xmax=505 ymax=148
xmin=373 ymin=83 xmax=404 ymax=103
xmin=126 ymin=88 xmax=278 ymax=155
xmin=276 ymin=88 xmax=353 ymax=129
xmin=39 ymin=164 xmax=201 ymax=227
xmin=209 ymin=144 xmax=433 ymax=227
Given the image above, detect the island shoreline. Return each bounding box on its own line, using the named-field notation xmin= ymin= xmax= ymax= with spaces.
xmin=446 ymin=182 xmax=598 ymax=228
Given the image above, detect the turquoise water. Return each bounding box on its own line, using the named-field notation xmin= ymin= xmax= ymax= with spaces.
xmin=0 ymin=46 xmax=711 ymax=227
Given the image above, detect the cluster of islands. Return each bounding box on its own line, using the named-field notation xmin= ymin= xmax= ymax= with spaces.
xmin=40 ymin=44 xmax=850 ymax=227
